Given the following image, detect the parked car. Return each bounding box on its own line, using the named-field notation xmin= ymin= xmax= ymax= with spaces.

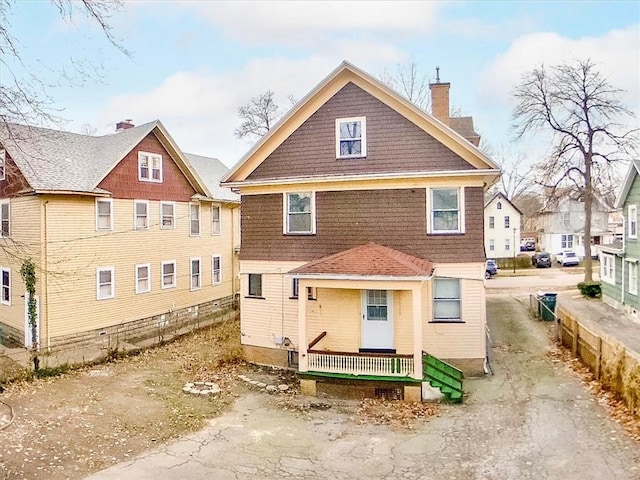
xmin=520 ymin=241 xmax=535 ymax=252
xmin=485 ymin=259 xmax=498 ymax=279
xmin=556 ymin=250 xmax=579 ymax=267
xmin=531 ymin=252 xmax=552 ymax=268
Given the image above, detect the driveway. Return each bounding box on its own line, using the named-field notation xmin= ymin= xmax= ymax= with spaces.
xmin=86 ymin=294 xmax=639 ymax=480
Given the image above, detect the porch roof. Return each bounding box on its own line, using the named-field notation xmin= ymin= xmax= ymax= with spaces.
xmin=288 ymin=243 xmax=435 ymax=279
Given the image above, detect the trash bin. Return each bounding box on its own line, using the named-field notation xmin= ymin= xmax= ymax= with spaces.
xmin=540 ymin=293 xmax=557 ymax=321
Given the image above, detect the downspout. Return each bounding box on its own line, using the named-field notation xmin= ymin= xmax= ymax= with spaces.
xmin=622 ymin=213 xmax=626 ymax=307
xmin=43 ymin=200 xmax=50 ymax=351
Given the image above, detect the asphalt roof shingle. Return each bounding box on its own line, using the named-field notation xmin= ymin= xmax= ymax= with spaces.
xmin=289 ymin=243 xmax=435 ymax=278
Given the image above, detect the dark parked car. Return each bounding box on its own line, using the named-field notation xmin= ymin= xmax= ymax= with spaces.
xmin=485 ymin=259 xmax=498 ymax=279
xmin=531 ymin=252 xmax=551 ymax=268
xmin=520 ymin=241 xmax=535 ymax=251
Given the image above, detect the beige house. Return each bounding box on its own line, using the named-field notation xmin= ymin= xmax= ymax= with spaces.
xmin=484 ymin=193 xmax=522 ymax=258
xmin=222 ymin=62 xmax=500 ymax=401
xmin=0 ymin=121 xmax=239 ymax=351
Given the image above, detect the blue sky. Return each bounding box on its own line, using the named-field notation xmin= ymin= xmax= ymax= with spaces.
xmin=4 ymin=1 xmax=640 ymax=168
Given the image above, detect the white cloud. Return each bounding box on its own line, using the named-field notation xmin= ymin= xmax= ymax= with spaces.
xmin=179 ymin=1 xmax=442 ymax=45
xmin=479 ymin=25 xmax=640 ymax=113
xmin=93 ymin=52 xmax=406 ymax=167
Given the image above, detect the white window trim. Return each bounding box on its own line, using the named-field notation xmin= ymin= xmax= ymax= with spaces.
xmin=627 ymin=259 xmax=638 ymax=295
xmin=0 ymin=199 xmax=9 ymax=238
xmin=161 ymin=260 xmax=177 ymax=289
xmin=138 ymin=151 xmax=163 ymax=183
xmin=426 ymin=187 xmax=465 ymax=234
xmin=135 ymin=263 xmax=151 ymax=294
xmin=432 ymin=277 xmax=462 ymax=322
xmin=489 ymin=239 xmax=495 ymax=251
xmin=211 ymin=205 xmax=222 ymax=236
xmin=335 ymin=116 xmax=366 ymax=159
xmin=628 ymin=205 xmax=637 ymax=239
xmin=134 ymin=200 xmax=149 ymax=230
xmin=95 ymin=198 xmax=113 ymax=231
xmin=0 ymin=149 xmax=5 ymax=181
xmin=212 ymin=255 xmax=222 ymax=286
xmin=190 ymin=203 xmax=201 ymax=236
xmin=96 ymin=267 xmax=115 ymax=300
xmin=1 ymin=267 xmax=10 ymax=306
xmin=601 ymin=253 xmax=615 ymax=285
xmin=283 ymin=192 xmax=316 ymax=235
xmin=190 ymin=257 xmax=202 ymax=291
xmin=160 ymin=201 xmax=176 ymax=230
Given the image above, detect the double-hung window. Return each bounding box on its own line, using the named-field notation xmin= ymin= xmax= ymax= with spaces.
xmin=190 ymin=258 xmax=201 ymax=291
xmin=162 ymin=261 xmax=176 ymax=289
xmin=601 ymin=253 xmax=615 ymax=285
xmin=504 ymin=216 xmax=510 ymax=228
xmin=1 ymin=268 xmax=9 ymax=305
xmin=212 ymin=255 xmax=222 ymax=285
xmin=336 ymin=117 xmax=366 ymax=158
xmin=0 ymin=149 xmax=5 ymax=181
xmin=96 ymin=199 xmax=112 ymax=231
xmin=505 ymin=239 xmax=510 ymax=251
xmin=489 ymin=216 xmax=495 ymax=229
xmin=0 ymin=200 xmax=9 ymax=237
xmin=285 ymin=192 xmax=315 ymax=234
xmin=248 ymin=274 xmax=262 ymax=297
xmin=160 ymin=202 xmax=175 ymax=229
xmin=190 ymin=203 xmax=201 ymax=236
xmin=96 ymin=267 xmax=115 ymax=300
xmin=291 ymin=278 xmax=315 ymax=300
xmin=432 ymin=278 xmax=461 ymax=322
xmin=135 ymin=264 xmax=151 ymax=294
xmin=211 ymin=206 xmax=221 ymax=235
xmin=561 ymin=234 xmax=574 ymax=249
xmin=138 ymin=152 xmax=162 ymax=182
xmin=628 ymin=261 xmax=638 ymax=295
xmin=134 ymin=200 xmax=149 ymax=230
xmin=489 ymin=239 xmax=495 ymax=251
xmin=429 ymin=188 xmax=463 ymax=234
xmin=629 ymin=205 xmax=637 ymax=239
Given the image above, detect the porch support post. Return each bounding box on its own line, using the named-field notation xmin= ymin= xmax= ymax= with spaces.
xmin=298 ymin=279 xmax=309 ymax=373
xmin=412 ymin=282 xmax=424 ymax=380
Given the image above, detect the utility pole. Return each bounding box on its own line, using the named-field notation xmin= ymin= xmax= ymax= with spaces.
xmin=513 ymin=227 xmax=516 ymax=273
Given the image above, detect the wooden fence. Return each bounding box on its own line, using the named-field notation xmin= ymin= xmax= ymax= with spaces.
xmin=533 ymin=297 xmax=640 ymax=417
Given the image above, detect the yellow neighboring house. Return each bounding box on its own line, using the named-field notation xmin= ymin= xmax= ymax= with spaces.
xmin=222 ymin=62 xmax=500 ymax=402
xmin=0 ymin=120 xmax=239 ymax=352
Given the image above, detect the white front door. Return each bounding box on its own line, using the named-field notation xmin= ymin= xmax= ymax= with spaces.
xmin=24 ymin=294 xmax=40 ymax=349
xmin=361 ymin=290 xmax=394 ymax=350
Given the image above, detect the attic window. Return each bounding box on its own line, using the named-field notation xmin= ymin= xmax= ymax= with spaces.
xmin=336 ymin=117 xmax=366 ymax=158
xmin=138 ymin=152 xmax=163 ymax=183
xmin=497 ymin=202 xmax=502 ymax=210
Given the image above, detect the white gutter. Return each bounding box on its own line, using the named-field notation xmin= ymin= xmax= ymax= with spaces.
xmin=286 ymin=273 xmax=434 ymax=282
xmin=224 ymin=169 xmax=501 ymax=189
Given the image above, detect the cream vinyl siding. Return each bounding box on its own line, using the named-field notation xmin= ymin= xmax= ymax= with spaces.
xmin=0 ymin=197 xmax=42 ymax=333
xmin=239 ymin=260 xmax=306 ymax=349
xmin=423 ymin=262 xmax=486 ymax=360
xmin=42 ymin=196 xmax=236 ymax=338
xmin=240 ymin=261 xmax=420 ymax=354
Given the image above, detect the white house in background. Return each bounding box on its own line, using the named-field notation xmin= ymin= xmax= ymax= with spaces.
xmin=534 ymin=193 xmax=611 ymax=258
xmin=484 ymin=193 xmax=522 ymax=259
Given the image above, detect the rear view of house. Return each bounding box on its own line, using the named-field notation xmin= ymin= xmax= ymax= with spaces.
xmin=0 ymin=121 xmax=239 ymax=352
xmin=222 ymin=62 xmax=500 ymax=401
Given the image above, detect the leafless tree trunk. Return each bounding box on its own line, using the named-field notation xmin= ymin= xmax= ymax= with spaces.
xmin=512 ymin=59 xmax=638 ymax=283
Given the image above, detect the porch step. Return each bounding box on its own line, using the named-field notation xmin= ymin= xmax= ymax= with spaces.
xmin=423 ymin=353 xmax=464 ymax=404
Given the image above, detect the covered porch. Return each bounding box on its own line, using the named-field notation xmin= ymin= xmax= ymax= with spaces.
xmin=288 ymin=243 xmax=435 ymax=382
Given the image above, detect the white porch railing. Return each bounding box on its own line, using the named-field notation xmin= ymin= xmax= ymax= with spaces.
xmin=307 ymin=351 xmax=414 ymax=377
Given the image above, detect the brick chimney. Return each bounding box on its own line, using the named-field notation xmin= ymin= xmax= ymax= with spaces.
xmin=429 ymin=67 xmax=450 ymax=126
xmin=116 ymin=119 xmax=134 ymax=131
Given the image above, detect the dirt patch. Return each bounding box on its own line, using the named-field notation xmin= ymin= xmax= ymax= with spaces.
xmin=0 ymin=320 xmax=265 ymax=480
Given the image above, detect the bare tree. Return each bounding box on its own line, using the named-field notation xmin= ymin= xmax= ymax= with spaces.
xmin=0 ymin=0 xmax=128 ymax=128
xmin=512 ymin=59 xmax=638 ymax=283
xmin=234 ymin=90 xmax=281 ymax=140
xmin=378 ymin=62 xmax=431 ymax=110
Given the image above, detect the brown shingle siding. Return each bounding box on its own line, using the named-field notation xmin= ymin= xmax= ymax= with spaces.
xmin=240 ymin=187 xmax=485 ymax=264
xmin=248 ymin=83 xmax=474 ymax=180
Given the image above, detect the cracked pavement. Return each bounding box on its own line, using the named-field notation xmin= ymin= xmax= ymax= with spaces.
xmin=86 ymin=294 xmax=640 ymax=480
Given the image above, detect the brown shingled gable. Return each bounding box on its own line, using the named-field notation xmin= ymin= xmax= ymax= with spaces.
xmin=288 ymin=243 xmax=435 ymax=278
